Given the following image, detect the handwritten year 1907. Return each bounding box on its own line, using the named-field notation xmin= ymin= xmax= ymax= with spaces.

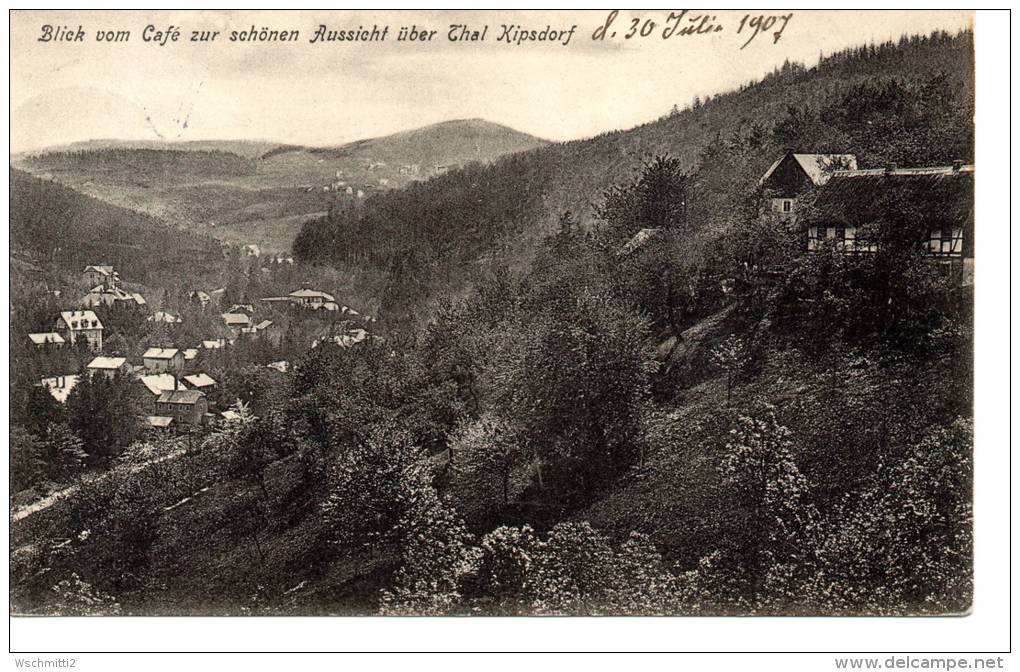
xmin=592 ymin=10 xmax=793 ymax=49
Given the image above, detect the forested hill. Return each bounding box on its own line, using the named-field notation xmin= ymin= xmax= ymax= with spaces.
xmin=9 ymin=168 xmax=224 ymax=285
xmin=294 ymin=30 xmax=974 ymax=319
xmin=263 ymin=118 xmax=548 ymax=167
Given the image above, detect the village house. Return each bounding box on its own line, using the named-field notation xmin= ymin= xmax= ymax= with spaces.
xmin=155 ymin=389 xmax=209 ymax=427
xmin=82 ymin=265 xmax=119 ymax=289
xmin=143 ymin=347 xmax=185 ymax=375
xmin=81 ymin=284 xmax=146 ymax=310
xmin=221 ymin=312 xmax=251 ymax=335
xmin=86 ymin=356 xmax=131 ymax=381
xmin=28 ymin=331 xmax=65 ymax=349
xmin=183 ymin=372 xmax=217 ymax=396
xmin=39 ymin=375 xmax=79 ymax=404
xmin=803 ymin=162 xmax=975 ymax=280
xmin=759 ymin=152 xmax=858 ymax=221
xmin=288 ymin=288 xmax=337 ymax=310
xmin=137 ymin=373 xmax=186 ymax=413
xmin=202 ymin=338 xmax=229 ymax=350
xmin=55 ymin=310 xmax=104 ymax=350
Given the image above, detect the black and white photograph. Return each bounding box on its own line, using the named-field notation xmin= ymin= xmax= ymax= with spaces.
xmin=5 ymin=6 xmax=1012 ymax=663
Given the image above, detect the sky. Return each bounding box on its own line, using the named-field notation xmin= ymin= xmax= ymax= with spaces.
xmin=9 ymin=10 xmax=974 ymax=152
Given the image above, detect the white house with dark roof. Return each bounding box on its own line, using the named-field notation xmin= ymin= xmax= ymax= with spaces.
xmin=143 ymin=347 xmax=185 ymax=375
xmin=55 ymin=310 xmax=104 ymax=350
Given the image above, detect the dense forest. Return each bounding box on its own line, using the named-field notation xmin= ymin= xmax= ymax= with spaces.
xmin=295 ymin=30 xmax=974 ymax=322
xmin=10 ymin=30 xmax=973 ymax=616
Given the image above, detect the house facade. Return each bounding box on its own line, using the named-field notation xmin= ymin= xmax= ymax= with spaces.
xmin=143 ymin=348 xmax=185 ymax=375
xmin=82 ymin=265 xmax=118 ymax=289
xmin=804 ymin=163 xmax=974 ymax=273
xmin=155 ymin=389 xmax=209 ymax=426
xmin=288 ymin=288 xmax=336 ymax=310
xmin=759 ymin=152 xmax=858 ymax=221
xmin=86 ymin=356 xmax=131 ymax=381
xmin=55 ymin=310 xmax=104 ymax=350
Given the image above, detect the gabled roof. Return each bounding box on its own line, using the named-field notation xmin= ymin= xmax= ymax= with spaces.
xmin=759 ymin=153 xmax=859 ymax=188
xmin=58 ymin=310 xmax=103 ymax=330
xmin=183 ymin=373 xmax=217 ymax=389
xmin=87 ymin=356 xmax=127 ymax=370
xmin=158 ymin=389 xmax=205 ymax=405
xmin=138 ymin=373 xmax=184 ymax=396
xmin=28 ymin=332 xmax=65 ymax=345
xmin=143 ymin=347 xmax=180 ymax=360
xmin=83 ymin=265 xmax=114 ymax=275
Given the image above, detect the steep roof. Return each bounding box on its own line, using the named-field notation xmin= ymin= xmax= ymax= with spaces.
xmin=143 ymin=347 xmax=180 ymax=360
xmin=158 ymin=389 xmax=206 ymax=405
xmin=759 ymin=153 xmax=859 ymax=188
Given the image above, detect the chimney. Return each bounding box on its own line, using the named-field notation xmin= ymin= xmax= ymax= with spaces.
xmin=952 ymin=160 xmax=963 ymax=172
xmin=884 ymin=162 xmax=898 ymax=175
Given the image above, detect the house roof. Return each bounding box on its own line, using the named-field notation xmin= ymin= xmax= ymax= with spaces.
xmin=131 ymin=293 xmax=147 ymax=305
xmin=202 ymin=339 xmax=225 ymax=349
xmin=266 ymin=360 xmax=290 ymax=373
xmin=29 ymin=332 xmax=65 ymax=345
xmin=143 ymin=347 xmax=180 ymax=360
xmin=220 ymin=410 xmax=242 ymax=421
xmin=183 ymin=348 xmax=200 ymax=360
xmin=255 ymin=319 xmax=274 ymax=330
xmin=40 ymin=375 xmax=79 ymax=403
xmin=158 ymin=389 xmax=206 ymax=405
xmin=809 ymin=166 xmax=975 ymax=228
xmin=221 ymin=312 xmax=251 ymax=326
xmin=87 ymin=356 xmax=127 ymax=370
xmin=83 ymin=265 xmax=114 ymax=275
xmin=146 ymin=415 xmax=175 ymax=428
xmin=58 ymin=310 xmax=103 ymax=330
xmin=759 ymin=153 xmax=859 ymax=188
xmin=139 ymin=373 xmax=184 ymax=396
xmin=289 ymin=288 xmax=335 ymax=301
xmin=183 ymin=373 xmax=217 ymax=388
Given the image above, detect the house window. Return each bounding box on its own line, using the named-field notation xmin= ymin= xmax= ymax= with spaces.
xmin=782 ymin=200 xmax=793 ymax=213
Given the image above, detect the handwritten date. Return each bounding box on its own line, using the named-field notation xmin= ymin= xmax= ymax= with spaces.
xmin=592 ymin=11 xmax=793 ymax=49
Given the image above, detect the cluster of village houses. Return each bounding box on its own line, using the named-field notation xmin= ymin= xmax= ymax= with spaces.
xmin=30 ymin=264 xmax=374 ymax=433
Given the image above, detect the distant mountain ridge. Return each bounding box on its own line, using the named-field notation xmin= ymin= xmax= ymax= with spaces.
xmin=11 ymin=118 xmax=547 ymax=256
